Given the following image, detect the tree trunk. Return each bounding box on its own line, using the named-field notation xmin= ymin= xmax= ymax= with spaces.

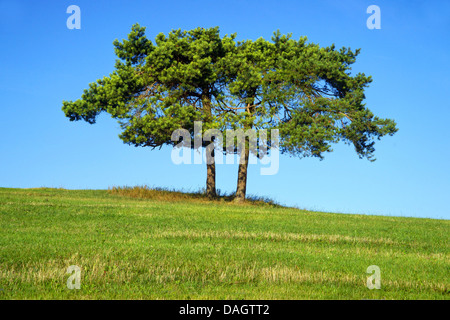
xmin=234 ymin=136 xmax=250 ymax=202
xmin=206 ymin=148 xmax=217 ymax=198
xmin=203 ymin=93 xmax=216 ymax=198
xmin=234 ymin=102 xmax=253 ymax=202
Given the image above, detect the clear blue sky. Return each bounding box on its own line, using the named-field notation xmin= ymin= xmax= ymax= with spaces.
xmin=1 ymin=0 xmax=449 ymax=219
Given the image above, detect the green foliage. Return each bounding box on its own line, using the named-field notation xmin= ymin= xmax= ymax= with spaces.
xmin=63 ymin=24 xmax=237 ymax=148
xmin=226 ymin=31 xmax=398 ymax=160
xmin=113 ymin=24 xmax=153 ymax=66
xmin=62 ymin=24 xmax=397 ymax=160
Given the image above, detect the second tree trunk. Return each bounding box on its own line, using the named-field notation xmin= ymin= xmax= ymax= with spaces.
xmin=234 ymin=138 xmax=249 ymax=201
xmin=206 ymin=148 xmax=217 ymax=198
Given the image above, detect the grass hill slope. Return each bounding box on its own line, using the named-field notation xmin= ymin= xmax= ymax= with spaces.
xmin=0 ymin=187 xmax=448 ymax=299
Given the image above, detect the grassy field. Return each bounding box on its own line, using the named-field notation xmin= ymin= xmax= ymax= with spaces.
xmin=0 ymin=187 xmax=448 ymax=299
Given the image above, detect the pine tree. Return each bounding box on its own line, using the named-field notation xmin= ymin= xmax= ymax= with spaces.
xmin=63 ymin=24 xmax=237 ymax=197
xmin=221 ymin=31 xmax=398 ymax=201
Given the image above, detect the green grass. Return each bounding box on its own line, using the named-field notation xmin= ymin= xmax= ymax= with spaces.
xmin=0 ymin=187 xmax=448 ymax=299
